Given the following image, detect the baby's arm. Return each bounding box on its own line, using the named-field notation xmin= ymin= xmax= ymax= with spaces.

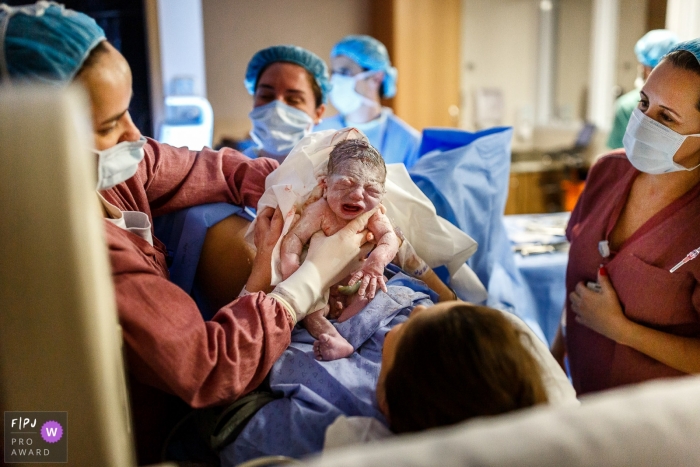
xmin=279 ymin=199 xmax=326 ymax=280
xmin=349 ymin=209 xmax=399 ymax=298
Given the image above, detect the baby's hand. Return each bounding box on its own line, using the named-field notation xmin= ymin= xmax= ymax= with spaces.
xmin=348 ymin=261 xmax=387 ymax=299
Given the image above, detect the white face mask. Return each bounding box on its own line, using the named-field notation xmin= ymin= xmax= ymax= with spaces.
xmin=95 ymin=136 xmax=147 ymax=191
xmin=623 ymin=108 xmax=700 ymax=175
xmin=329 ymin=71 xmax=380 ymax=116
xmin=249 ymin=101 xmax=314 ymax=156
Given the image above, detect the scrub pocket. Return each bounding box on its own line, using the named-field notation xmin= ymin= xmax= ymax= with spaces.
xmin=611 ymin=253 xmax=698 ymax=329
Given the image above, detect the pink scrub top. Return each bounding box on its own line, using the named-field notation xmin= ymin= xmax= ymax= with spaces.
xmin=100 ymin=138 xmax=293 ymax=463
xmin=566 ymin=152 xmax=700 ymax=395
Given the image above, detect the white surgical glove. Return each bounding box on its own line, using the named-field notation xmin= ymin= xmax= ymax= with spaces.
xmin=270 ymin=208 xmax=377 ymax=323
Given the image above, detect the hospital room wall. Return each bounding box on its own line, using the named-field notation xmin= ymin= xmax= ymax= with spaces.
xmin=461 ymin=0 xmax=647 ymax=138
xmin=460 ymin=0 xmax=539 ymax=133
xmin=201 ymin=0 xmax=370 ymax=144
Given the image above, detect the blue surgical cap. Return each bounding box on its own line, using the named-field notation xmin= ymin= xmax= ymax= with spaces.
xmin=331 ymin=35 xmax=398 ymax=98
xmin=244 ymin=45 xmax=331 ymax=104
xmin=635 ymin=29 xmax=680 ymax=68
xmin=666 ymin=37 xmax=700 ymax=67
xmin=0 ymin=1 xmax=105 ymax=85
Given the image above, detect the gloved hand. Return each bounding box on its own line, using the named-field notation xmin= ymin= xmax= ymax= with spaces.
xmin=269 ymin=208 xmax=377 ymax=322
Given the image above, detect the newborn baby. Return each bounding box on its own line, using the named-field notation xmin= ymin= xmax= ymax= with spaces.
xmin=280 ymin=138 xmax=400 ymax=361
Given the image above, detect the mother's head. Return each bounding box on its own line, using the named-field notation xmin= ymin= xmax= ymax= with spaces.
xmin=244 ymin=45 xmax=329 ymax=160
xmin=624 ymin=37 xmax=700 ymax=175
xmin=376 ymin=301 xmax=548 ymax=434
xmin=1 ymin=2 xmax=141 ymax=151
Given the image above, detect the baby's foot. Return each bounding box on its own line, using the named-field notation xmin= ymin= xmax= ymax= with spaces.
xmin=313 ymin=333 xmax=354 ymax=361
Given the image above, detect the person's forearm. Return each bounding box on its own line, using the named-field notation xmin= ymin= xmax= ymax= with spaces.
xmin=147 ymin=143 xmax=277 ymax=216
xmin=418 ymin=268 xmax=456 ymax=302
xmin=246 ymin=252 xmax=274 ymax=293
xmin=617 ymin=321 xmax=700 ymax=374
xmin=117 ymin=273 xmax=292 ymax=408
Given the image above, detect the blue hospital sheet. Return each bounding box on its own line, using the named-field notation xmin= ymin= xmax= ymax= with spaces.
xmin=503 ymin=213 xmax=570 ymax=344
xmin=220 ymin=273 xmax=436 ymax=465
xmin=409 ymin=127 xmax=546 ymax=343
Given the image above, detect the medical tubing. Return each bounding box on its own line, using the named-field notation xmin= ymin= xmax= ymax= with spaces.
xmin=269 ymin=261 xmax=325 ymax=324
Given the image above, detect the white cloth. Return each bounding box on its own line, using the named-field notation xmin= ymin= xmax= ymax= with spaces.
xmin=98 ymin=192 xmax=153 ymax=246
xmin=246 ymin=129 xmax=486 ymax=302
xmin=324 ymin=416 xmax=392 ymax=451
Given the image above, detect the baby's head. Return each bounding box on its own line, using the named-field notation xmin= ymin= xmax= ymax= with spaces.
xmin=324 ymin=139 xmax=386 ymax=220
xmin=376 ymin=302 xmax=548 ymax=434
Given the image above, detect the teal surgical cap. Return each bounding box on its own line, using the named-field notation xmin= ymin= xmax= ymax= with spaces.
xmin=0 ymin=1 xmax=105 ymax=85
xmin=635 ymin=29 xmax=680 ymax=68
xmin=666 ymin=37 xmax=700 ymax=66
xmin=331 ymin=35 xmax=398 ymax=98
xmin=244 ymin=45 xmax=331 ymax=103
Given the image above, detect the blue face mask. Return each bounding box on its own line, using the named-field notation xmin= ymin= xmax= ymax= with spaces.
xmin=248 ymin=101 xmax=314 ymax=156
xmin=95 ymin=136 xmax=147 ymax=191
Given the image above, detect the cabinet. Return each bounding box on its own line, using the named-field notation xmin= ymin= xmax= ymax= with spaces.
xmin=505 ymin=170 xmax=565 ymax=215
xmin=370 ymin=0 xmax=461 ymax=130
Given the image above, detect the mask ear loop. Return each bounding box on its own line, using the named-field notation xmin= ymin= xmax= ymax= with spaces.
xmin=351 ymin=71 xmax=382 ymax=111
xmin=674 ymin=133 xmax=700 ymax=171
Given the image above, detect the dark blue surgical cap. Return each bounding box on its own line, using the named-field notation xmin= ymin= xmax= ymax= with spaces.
xmin=244 ymin=44 xmax=331 ymax=104
xmin=634 ymin=29 xmax=680 ymax=68
xmin=331 ymin=35 xmax=398 ymax=98
xmin=666 ymin=37 xmax=700 ymax=67
xmin=0 ymin=1 xmax=105 ymax=85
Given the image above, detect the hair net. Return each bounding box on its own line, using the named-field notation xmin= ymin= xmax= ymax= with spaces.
xmin=0 ymin=1 xmax=105 ymax=85
xmin=331 ymin=35 xmax=398 ymax=98
xmin=635 ymin=29 xmax=680 ymax=68
xmin=244 ymin=45 xmax=331 ymax=103
xmin=666 ymin=37 xmax=700 ymax=67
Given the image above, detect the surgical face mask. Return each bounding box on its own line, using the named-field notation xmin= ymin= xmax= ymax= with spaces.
xmin=95 ymin=136 xmax=147 ymax=190
xmin=329 ymin=71 xmax=380 ymax=116
xmin=623 ymin=108 xmax=700 ymax=174
xmin=249 ymin=101 xmax=314 ymax=156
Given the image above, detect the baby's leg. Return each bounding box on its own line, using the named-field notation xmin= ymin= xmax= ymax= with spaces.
xmin=337 ymin=293 xmax=369 ymax=323
xmin=303 ymin=310 xmax=354 ymax=361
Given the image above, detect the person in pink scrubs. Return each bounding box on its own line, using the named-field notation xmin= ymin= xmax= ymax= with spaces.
xmin=0 ymin=2 xmax=375 ymax=463
xmin=554 ymin=38 xmax=700 ymax=395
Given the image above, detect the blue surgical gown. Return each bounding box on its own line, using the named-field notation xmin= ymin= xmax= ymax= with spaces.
xmin=314 ymin=107 xmax=421 ymax=168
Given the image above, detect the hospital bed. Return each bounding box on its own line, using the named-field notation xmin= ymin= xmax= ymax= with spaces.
xmin=3 ymin=87 xmax=700 ymax=467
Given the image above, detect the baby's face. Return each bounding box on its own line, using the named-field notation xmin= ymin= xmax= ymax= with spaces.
xmin=325 ymin=161 xmax=385 ymax=220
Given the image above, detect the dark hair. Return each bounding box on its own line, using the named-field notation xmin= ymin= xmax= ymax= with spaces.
xmin=255 ymin=62 xmax=323 ymax=108
xmin=74 ymin=40 xmax=110 ymax=78
xmin=662 ymin=50 xmax=700 ymax=112
xmin=384 ymin=304 xmax=548 ymax=434
xmin=327 ymin=139 xmax=386 ymax=182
